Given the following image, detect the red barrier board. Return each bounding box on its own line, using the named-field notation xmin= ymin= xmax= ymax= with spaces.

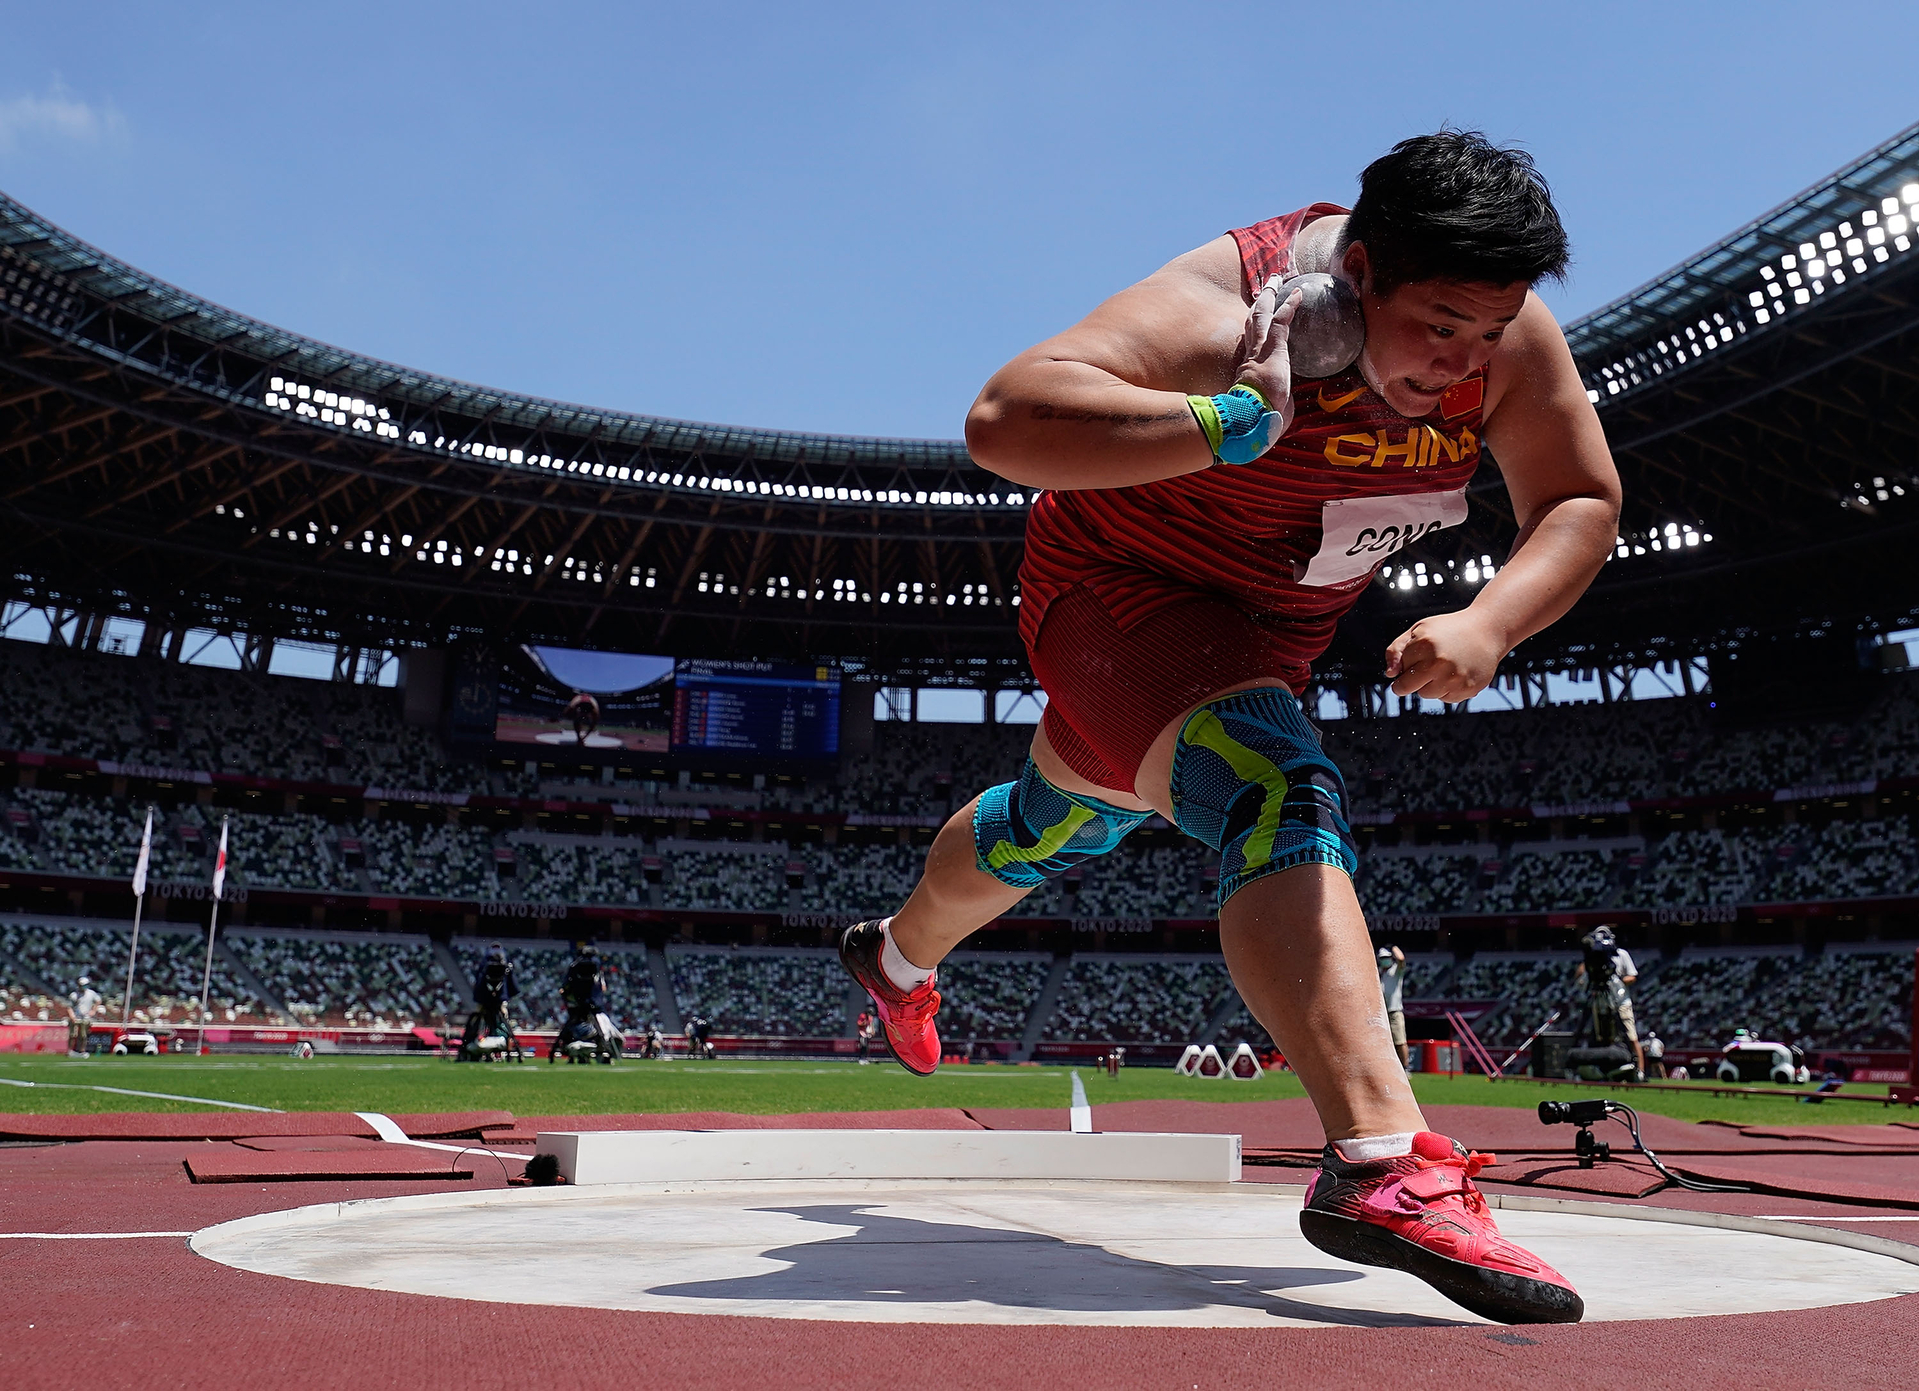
xmin=0 ymin=1023 xmax=67 ymax=1053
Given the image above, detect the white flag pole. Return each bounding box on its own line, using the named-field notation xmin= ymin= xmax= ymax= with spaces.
xmin=197 ymin=815 xmax=229 ymax=1055
xmin=122 ymin=806 xmax=153 ymax=1028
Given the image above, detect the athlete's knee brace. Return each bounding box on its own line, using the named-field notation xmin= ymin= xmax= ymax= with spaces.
xmin=973 ymin=758 xmax=1151 ymax=889
xmin=1168 ymin=687 xmax=1357 ymax=909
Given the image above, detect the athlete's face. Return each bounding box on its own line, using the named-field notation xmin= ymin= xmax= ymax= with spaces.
xmin=1338 ymin=243 xmax=1528 ymax=417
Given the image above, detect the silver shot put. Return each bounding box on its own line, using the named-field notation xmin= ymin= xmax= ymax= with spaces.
xmin=1277 ymin=271 xmax=1366 ymax=379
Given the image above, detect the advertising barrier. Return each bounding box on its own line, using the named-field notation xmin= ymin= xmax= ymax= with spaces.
xmin=0 ymin=1023 xmax=67 ymax=1053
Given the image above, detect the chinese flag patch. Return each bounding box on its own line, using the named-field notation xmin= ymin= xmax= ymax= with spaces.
xmin=1439 ymin=375 xmax=1484 ymax=422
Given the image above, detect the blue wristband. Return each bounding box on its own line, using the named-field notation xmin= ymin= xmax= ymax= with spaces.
xmin=1187 ymin=384 xmax=1281 ymax=465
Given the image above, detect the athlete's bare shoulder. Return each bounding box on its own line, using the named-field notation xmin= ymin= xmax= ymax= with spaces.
xmin=1482 ymin=290 xmax=1587 ymax=425
xmin=1480 ymin=289 xmax=1617 ymax=519
xmin=1291 ymin=214 xmax=1348 ymax=275
xmin=1152 ymin=233 xmax=1247 ymax=298
xmin=1031 ymin=235 xmax=1249 ymax=395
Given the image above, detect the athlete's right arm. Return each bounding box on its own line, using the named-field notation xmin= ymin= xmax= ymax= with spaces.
xmin=965 ymin=236 xmax=1258 ymax=490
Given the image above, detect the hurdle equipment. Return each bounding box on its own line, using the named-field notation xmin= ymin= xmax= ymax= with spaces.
xmin=1173 ymin=1043 xmax=1226 ymax=1080
xmin=1227 ymin=1043 xmax=1263 ymax=1081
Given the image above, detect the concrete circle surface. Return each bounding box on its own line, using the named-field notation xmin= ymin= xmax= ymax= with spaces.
xmin=191 ymin=1179 xmax=1919 ymax=1328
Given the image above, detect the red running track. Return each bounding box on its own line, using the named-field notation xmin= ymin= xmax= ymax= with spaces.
xmin=3 ymin=1104 xmax=1917 ymax=1391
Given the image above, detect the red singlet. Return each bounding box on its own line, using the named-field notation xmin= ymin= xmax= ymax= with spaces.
xmin=1025 ymin=205 xmax=1487 ymax=790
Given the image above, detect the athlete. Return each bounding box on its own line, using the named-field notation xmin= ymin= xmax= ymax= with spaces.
xmin=838 ymin=131 xmax=1619 ymax=1323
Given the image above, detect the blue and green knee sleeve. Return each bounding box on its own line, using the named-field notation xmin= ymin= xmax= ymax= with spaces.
xmin=973 ymin=758 xmax=1151 ymax=889
xmin=1168 ymin=687 xmax=1357 ymax=908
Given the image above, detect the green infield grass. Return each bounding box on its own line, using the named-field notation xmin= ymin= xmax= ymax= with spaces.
xmin=0 ymin=1053 xmax=1905 ymax=1129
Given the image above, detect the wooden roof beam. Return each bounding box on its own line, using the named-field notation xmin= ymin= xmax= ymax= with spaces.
xmin=0 ymin=403 xmax=122 ymax=457
xmin=161 ymin=457 xmax=305 ymax=534
xmin=82 ymin=442 xmax=241 ymax=518
xmin=314 ymin=485 xmax=424 ymax=563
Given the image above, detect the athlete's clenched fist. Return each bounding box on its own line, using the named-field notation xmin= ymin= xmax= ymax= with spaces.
xmin=1384 ymin=609 xmax=1510 ymax=703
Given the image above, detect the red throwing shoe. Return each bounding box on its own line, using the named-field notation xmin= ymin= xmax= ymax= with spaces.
xmin=837 ymin=920 xmax=942 ymax=1077
xmin=1300 ymin=1131 xmax=1584 ymax=1324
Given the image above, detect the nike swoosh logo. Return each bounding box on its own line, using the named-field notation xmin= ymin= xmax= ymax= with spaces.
xmin=1316 ymin=386 xmax=1365 ymax=414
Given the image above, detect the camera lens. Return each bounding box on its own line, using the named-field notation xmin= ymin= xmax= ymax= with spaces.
xmin=1539 ymin=1101 xmax=1570 ymax=1124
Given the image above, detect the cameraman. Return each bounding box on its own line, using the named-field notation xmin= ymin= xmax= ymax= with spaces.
xmin=550 ymin=943 xmax=608 ymax=1063
xmin=1575 ymin=925 xmax=1644 ymax=1081
xmin=1376 ymin=946 xmax=1409 ymax=1069
xmin=461 ymin=943 xmax=519 ymax=1060
xmin=683 ymin=1011 xmax=713 ymax=1059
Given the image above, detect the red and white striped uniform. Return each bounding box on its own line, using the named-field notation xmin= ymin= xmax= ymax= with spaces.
xmin=1021 ymin=206 xmax=1488 ymax=786
xmin=1021 ymin=204 xmax=1485 ymax=674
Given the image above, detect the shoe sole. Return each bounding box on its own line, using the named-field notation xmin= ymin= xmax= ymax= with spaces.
xmin=1299 ymin=1208 xmax=1584 ymax=1325
xmin=837 ymin=924 xmax=938 ymax=1078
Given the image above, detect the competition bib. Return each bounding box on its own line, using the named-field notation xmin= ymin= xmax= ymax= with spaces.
xmin=1293 ymin=487 xmax=1469 ymax=588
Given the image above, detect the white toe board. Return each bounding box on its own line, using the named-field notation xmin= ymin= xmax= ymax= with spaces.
xmin=534 ymin=1128 xmax=1241 ymax=1185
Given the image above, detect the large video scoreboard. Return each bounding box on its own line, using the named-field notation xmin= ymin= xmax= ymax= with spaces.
xmin=672 ymin=660 xmax=841 ymax=759
xmin=490 ymin=646 xmax=841 ymax=761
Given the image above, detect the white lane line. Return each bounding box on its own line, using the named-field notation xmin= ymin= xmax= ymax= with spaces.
xmin=0 ymin=1077 xmax=280 ymax=1112
xmin=354 ymin=1111 xmax=527 ymax=1163
xmin=1068 ymin=1072 xmax=1091 ymax=1134
xmin=1754 ymin=1214 xmax=1919 ymax=1222
xmin=0 ymin=1232 xmax=194 ymax=1240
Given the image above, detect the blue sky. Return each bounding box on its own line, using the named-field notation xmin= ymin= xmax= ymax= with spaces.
xmin=5 ymin=2 xmax=1918 ymax=440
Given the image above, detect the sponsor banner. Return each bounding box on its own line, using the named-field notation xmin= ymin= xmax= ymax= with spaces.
xmin=1650 ymin=904 xmax=1740 ymax=926
xmin=610 ymin=803 xmax=710 ymax=820
xmin=0 ymin=1023 xmax=67 ymax=1053
xmin=1403 ymin=999 xmax=1501 ymax=1022
xmin=1070 ymin=917 xmax=1154 ymax=934
xmin=1773 ymin=780 xmax=1876 ymax=802
xmin=780 ymin=912 xmax=864 ymax=931
xmin=1371 ymin=913 xmax=1441 ymax=933
xmin=364 ymin=788 xmax=470 ymax=806
xmin=1807 ymin=1050 xmax=1912 ymax=1084
xmin=97 ymin=760 xmax=214 ymax=785
xmin=151 ymin=880 xmax=247 ymax=904
xmin=479 ymin=901 xmax=571 ymax=919
xmin=1529 ymin=801 xmax=1632 ymax=819
xmin=193 ymin=1025 xmax=443 ymax=1050
xmin=1031 ymin=1040 xmax=1190 ymax=1065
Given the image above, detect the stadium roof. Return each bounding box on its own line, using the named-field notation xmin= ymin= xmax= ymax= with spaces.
xmin=0 ymin=191 xmax=976 ymax=473
xmin=8 ymin=120 xmax=1919 ymax=680
xmin=1563 ymin=120 xmax=1919 ymax=406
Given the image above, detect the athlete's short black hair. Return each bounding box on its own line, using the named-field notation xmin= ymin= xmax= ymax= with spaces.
xmin=1344 ymin=130 xmax=1569 ymax=294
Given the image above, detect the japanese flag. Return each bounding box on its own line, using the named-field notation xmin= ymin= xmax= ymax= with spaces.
xmin=132 ymin=807 xmax=153 ymax=898
xmin=211 ymin=816 xmax=229 ymax=899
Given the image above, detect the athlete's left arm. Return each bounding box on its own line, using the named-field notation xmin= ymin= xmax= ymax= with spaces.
xmin=1384 ymin=293 xmax=1621 ymax=702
